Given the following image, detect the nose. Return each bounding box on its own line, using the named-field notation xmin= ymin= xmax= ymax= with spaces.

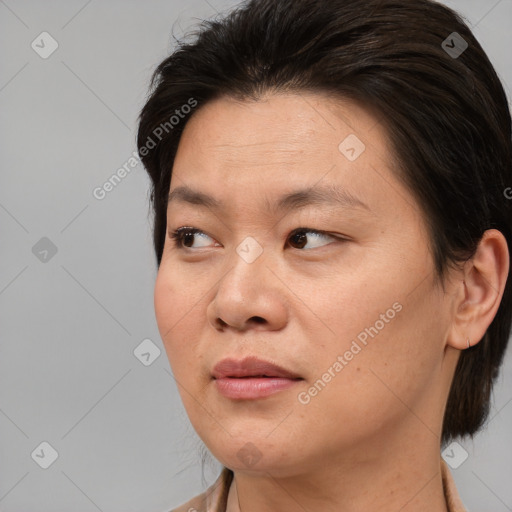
xmin=206 ymin=245 xmax=289 ymax=333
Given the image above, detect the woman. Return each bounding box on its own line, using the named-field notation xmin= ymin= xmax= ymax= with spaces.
xmin=137 ymin=0 xmax=512 ymax=510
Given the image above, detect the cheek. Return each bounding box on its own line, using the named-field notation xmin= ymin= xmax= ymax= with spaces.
xmin=299 ymin=266 xmax=399 ymax=348
xmin=154 ymin=268 xmax=198 ymax=370
xmin=154 ymin=262 xmax=205 ymax=335
xmin=154 ymin=269 xmax=177 ymax=341
xmin=297 ymin=254 xmax=443 ymax=406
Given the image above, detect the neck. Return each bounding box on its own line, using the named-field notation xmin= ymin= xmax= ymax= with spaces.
xmin=226 ymin=430 xmax=448 ymax=512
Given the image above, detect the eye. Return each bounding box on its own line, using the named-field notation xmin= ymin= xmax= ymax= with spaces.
xmin=287 ymin=228 xmax=340 ymax=250
xmin=169 ymin=226 xmax=343 ymax=251
xmin=169 ymin=227 xmax=218 ymax=249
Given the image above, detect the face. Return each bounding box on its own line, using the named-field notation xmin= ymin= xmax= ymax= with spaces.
xmin=154 ymin=92 xmax=456 ymax=476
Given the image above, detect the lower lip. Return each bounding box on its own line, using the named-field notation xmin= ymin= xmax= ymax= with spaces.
xmin=214 ymin=377 xmax=302 ymax=399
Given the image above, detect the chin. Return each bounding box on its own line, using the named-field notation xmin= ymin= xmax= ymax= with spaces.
xmin=207 ymin=437 xmax=302 ymax=474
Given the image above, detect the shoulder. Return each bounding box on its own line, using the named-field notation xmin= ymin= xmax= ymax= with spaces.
xmin=169 ymin=467 xmax=234 ymax=512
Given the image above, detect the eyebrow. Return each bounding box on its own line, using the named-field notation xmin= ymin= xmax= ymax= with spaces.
xmin=167 ymin=184 xmax=371 ymax=214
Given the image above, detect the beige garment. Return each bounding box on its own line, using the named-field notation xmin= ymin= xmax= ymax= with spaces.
xmin=170 ymin=459 xmax=467 ymax=512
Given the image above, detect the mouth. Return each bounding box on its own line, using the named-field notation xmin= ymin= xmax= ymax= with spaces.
xmin=211 ymin=356 xmax=302 ymax=380
xmin=212 ymin=356 xmax=303 ymax=399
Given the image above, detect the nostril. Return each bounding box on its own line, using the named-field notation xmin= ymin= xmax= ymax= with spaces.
xmin=216 ymin=318 xmax=228 ymax=329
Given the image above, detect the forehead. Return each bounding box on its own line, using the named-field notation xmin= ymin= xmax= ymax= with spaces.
xmin=168 ymin=92 xmax=409 ymax=218
xmin=176 ymin=92 xmax=387 ymax=162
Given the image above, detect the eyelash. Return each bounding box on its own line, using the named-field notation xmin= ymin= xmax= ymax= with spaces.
xmin=168 ymin=226 xmax=345 ymax=251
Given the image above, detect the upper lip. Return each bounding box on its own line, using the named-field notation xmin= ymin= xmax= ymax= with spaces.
xmin=212 ymin=356 xmax=302 ymax=379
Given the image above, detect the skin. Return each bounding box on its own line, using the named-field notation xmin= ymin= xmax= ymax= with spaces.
xmin=154 ymin=92 xmax=509 ymax=512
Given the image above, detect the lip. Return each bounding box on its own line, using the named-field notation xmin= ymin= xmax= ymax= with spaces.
xmin=212 ymin=356 xmax=302 ymax=379
xmin=212 ymin=356 xmax=303 ymax=400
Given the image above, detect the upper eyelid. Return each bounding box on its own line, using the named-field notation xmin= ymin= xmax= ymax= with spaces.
xmin=172 ymin=226 xmax=334 ymax=237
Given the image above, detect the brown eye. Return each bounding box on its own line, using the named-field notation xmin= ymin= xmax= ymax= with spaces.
xmin=169 ymin=227 xmax=216 ymax=249
xmin=288 ymin=228 xmax=339 ymax=250
xmin=169 ymin=226 xmax=343 ymax=251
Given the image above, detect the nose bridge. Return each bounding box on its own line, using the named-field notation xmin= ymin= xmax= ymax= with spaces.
xmin=208 ymin=233 xmax=288 ymax=331
xmin=234 ymin=234 xmax=266 ymax=266
xmin=222 ymin=233 xmax=268 ymax=293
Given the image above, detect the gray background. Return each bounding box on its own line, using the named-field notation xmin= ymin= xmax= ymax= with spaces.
xmin=0 ymin=0 xmax=511 ymax=510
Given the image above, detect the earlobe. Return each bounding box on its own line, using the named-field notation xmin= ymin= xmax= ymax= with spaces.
xmin=447 ymin=229 xmax=510 ymax=351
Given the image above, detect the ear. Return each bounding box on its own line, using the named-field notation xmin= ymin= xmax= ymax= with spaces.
xmin=447 ymin=229 xmax=509 ymax=350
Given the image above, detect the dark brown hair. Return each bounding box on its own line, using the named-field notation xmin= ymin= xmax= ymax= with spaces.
xmin=137 ymin=0 xmax=512 ymax=445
